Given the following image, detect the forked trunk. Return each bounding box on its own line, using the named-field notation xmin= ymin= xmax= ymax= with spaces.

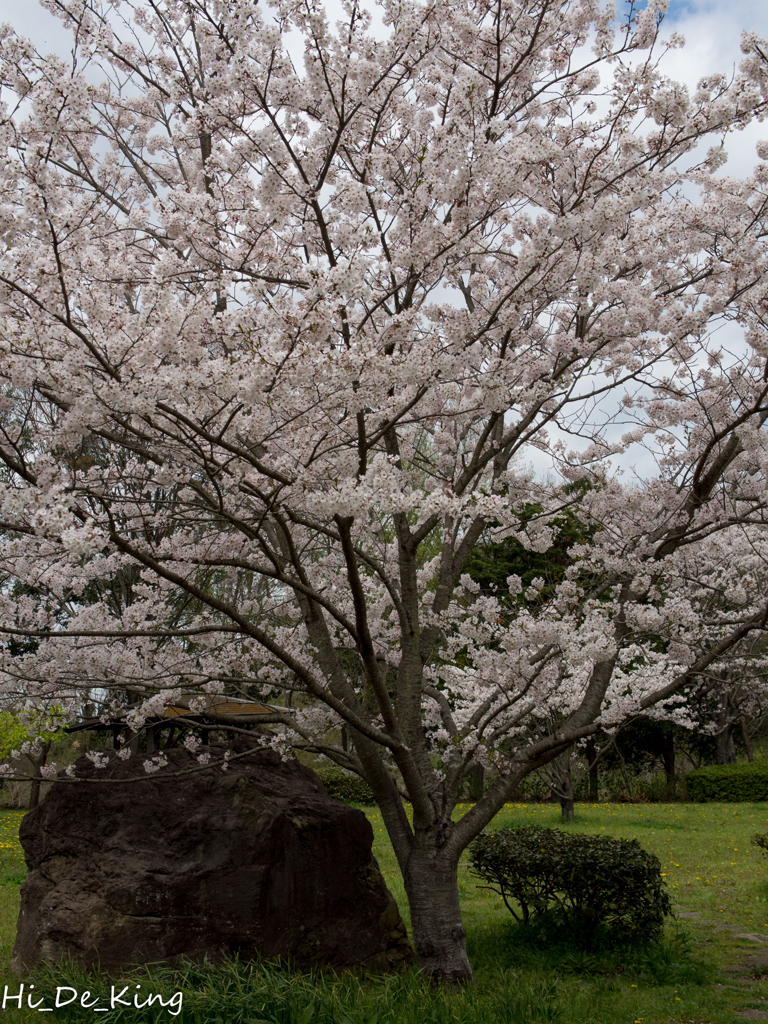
xmin=552 ymin=758 xmax=575 ymax=821
xmin=404 ymin=847 xmax=473 ymax=984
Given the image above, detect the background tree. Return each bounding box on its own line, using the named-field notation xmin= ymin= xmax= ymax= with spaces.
xmin=0 ymin=0 xmax=768 ymax=982
xmin=0 ymin=706 xmax=63 ymax=808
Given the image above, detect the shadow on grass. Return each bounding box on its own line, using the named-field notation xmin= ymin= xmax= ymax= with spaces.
xmin=0 ymin=863 xmax=26 ymax=888
xmin=468 ymin=915 xmax=715 ymax=987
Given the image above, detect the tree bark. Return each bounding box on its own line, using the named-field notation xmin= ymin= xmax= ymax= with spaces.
xmin=28 ymin=741 xmax=51 ymax=810
xmin=403 ymin=846 xmax=473 ymax=984
xmin=466 ymin=762 xmax=484 ymax=802
xmin=740 ymin=716 xmax=754 ymax=762
xmin=715 ymin=723 xmax=736 ymax=764
xmin=554 ymin=761 xmax=575 ymax=820
xmin=28 ymin=776 xmax=41 ymax=811
xmin=585 ymin=738 xmax=599 ymax=802
xmin=549 ymin=752 xmax=576 ymax=820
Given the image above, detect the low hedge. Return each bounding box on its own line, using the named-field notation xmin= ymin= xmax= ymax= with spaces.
xmin=312 ymin=762 xmax=375 ymax=805
xmin=469 ymin=824 xmax=671 ymax=944
xmin=684 ymin=762 xmax=768 ymax=802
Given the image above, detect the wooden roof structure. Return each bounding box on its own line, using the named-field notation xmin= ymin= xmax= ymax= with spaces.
xmin=68 ymin=692 xmax=286 ymax=731
xmin=161 ymin=693 xmax=282 ymax=723
xmin=66 ymin=693 xmax=288 ymax=751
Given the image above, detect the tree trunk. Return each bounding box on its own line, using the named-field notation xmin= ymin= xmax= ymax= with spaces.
xmin=552 ymin=757 xmax=575 ymax=821
xmin=404 ymin=846 xmax=473 ymax=984
xmin=715 ymin=723 xmax=736 ymax=764
xmin=28 ymin=741 xmax=51 ymax=810
xmin=28 ymin=775 xmax=41 ymax=811
xmin=466 ymin=762 xmax=484 ymax=802
xmin=740 ymin=716 xmax=754 ymax=762
xmin=561 ymin=790 xmax=573 ymax=823
xmin=560 ymin=794 xmax=575 ymax=821
xmin=585 ymin=738 xmax=598 ymax=802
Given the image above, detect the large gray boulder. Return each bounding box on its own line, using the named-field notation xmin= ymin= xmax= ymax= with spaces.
xmin=12 ymin=745 xmax=412 ymax=974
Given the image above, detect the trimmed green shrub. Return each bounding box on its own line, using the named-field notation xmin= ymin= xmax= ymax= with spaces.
xmin=469 ymin=825 xmax=671 ymax=944
xmin=312 ymin=762 xmax=375 ymax=805
xmin=684 ymin=761 xmax=768 ymax=802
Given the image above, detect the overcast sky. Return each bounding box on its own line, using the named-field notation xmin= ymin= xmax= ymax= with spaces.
xmin=1 ymin=0 xmax=765 ymax=172
xmin=1 ymin=0 xmax=765 ymax=112
xmin=2 ymin=0 xmax=766 ymax=73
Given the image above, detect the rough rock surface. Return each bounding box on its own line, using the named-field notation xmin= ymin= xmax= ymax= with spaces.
xmin=12 ymin=745 xmax=412 ymax=973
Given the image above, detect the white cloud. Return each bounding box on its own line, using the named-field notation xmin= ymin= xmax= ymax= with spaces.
xmin=662 ymin=0 xmax=768 ymax=177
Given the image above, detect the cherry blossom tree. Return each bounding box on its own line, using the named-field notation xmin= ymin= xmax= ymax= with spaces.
xmin=1 ymin=0 xmax=768 ymax=982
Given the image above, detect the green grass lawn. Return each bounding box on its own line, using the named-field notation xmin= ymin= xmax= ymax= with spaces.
xmin=0 ymin=810 xmax=25 ymax=973
xmin=368 ymin=800 xmax=768 ymax=940
xmin=365 ymin=800 xmax=768 ymax=1023
xmin=1 ymin=802 xmax=768 ymax=1023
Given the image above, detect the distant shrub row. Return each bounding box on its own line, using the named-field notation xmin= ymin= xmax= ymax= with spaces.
xmin=684 ymin=762 xmax=768 ymax=802
xmin=316 ymin=759 xmax=768 ymax=806
xmin=469 ymin=825 xmax=671 ymax=945
xmin=312 ymin=763 xmax=375 ymax=805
